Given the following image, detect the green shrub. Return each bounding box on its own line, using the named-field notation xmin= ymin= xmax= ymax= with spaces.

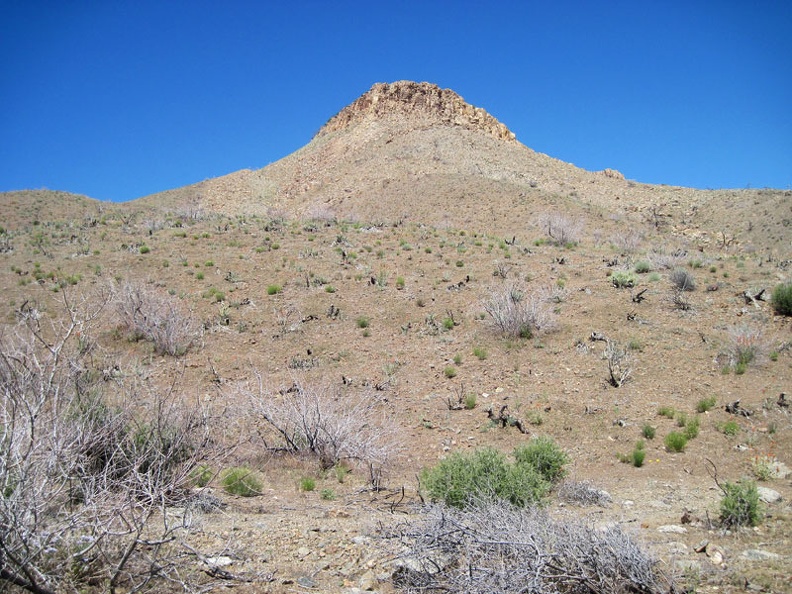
xmin=771 ymin=282 xmax=792 ymax=316
xmin=513 ymin=436 xmax=569 ymax=483
xmin=442 ymin=317 xmax=455 ymax=331
xmin=356 ymin=316 xmax=370 ymax=329
xmin=453 ymin=353 xmax=463 ymax=365
xmin=683 ymin=417 xmax=700 ymax=440
xmin=641 ymin=424 xmax=656 ymax=439
xmin=220 ymin=467 xmax=262 ymax=497
xmin=718 ymin=420 xmax=739 ymax=436
xmin=190 ymin=465 xmax=213 ymax=487
xmin=720 ymin=480 xmax=762 ymax=527
xmin=664 ymin=431 xmax=688 ymax=453
xmin=320 ymin=488 xmax=336 ymax=500
xmin=611 ymin=270 xmax=637 ymax=288
xmin=195 ymin=271 xmax=205 ymax=280
xmin=473 ymin=346 xmax=488 ymax=360
xmin=634 ymin=261 xmax=651 ymax=274
xmin=632 ymin=445 xmax=646 ymax=468
xmin=267 ymin=284 xmax=282 ymax=295
xmin=300 ymin=477 xmax=316 ymax=492
xmin=420 ymin=448 xmax=550 ymax=509
xmin=658 ymin=406 xmax=675 ymax=419
xmin=696 ymin=396 xmax=717 ymax=413
xmin=139 ymin=245 xmax=150 ymax=254
xmin=444 ymin=366 xmax=457 ymax=378
xmin=464 ymin=393 xmax=477 ymax=410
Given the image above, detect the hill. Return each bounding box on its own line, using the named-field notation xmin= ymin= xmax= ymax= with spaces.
xmin=0 ymin=81 xmax=790 ymax=594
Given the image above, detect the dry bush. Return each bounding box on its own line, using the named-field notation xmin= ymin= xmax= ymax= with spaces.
xmin=649 ymin=248 xmax=688 ymax=270
xmin=387 ymin=498 xmax=672 ymax=594
xmin=116 ymin=282 xmax=202 ymax=356
xmin=726 ymin=324 xmax=767 ymax=368
xmin=611 ymin=228 xmax=644 ymax=253
xmin=483 ymin=284 xmax=557 ymax=339
xmin=669 ymin=268 xmax=696 ymax=291
xmin=604 ymin=340 xmax=632 ymax=387
xmin=247 ymin=376 xmax=400 ymax=474
xmin=538 ymin=213 xmax=584 ymax=246
xmin=557 ymin=479 xmax=612 ymax=507
xmin=0 ymin=293 xmax=217 ymax=594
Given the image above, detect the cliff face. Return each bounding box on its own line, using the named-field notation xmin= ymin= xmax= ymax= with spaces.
xmin=316 ymin=81 xmax=517 ymax=143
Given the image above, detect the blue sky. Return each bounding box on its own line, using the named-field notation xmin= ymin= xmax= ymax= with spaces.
xmin=1 ymin=1 xmax=790 ymax=202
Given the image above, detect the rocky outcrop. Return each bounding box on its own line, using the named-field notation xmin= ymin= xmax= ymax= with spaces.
xmin=317 ymin=81 xmax=517 ymax=143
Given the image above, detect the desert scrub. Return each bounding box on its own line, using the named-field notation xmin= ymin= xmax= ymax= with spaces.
xmin=752 ymin=454 xmax=781 ymax=481
xmin=420 ymin=447 xmax=550 ymax=509
xmin=443 ymin=366 xmax=457 ymax=379
xmin=267 ymin=284 xmax=282 ymax=295
xmin=610 ymin=270 xmax=637 ymax=288
xmin=683 ymin=416 xmax=700 ymax=440
xmin=356 ymin=316 xmax=370 ymax=329
xmin=696 ymin=396 xmax=717 ymax=413
xmin=472 ymin=346 xmax=488 ymax=360
xmin=771 ymin=282 xmax=792 ymax=315
xmin=669 ymin=268 xmax=696 ymax=291
xmin=512 ymin=436 xmax=569 ymax=483
xmin=220 ymin=467 xmax=262 ymax=497
xmin=189 ymin=465 xmax=213 ymax=487
xmin=657 ymin=406 xmax=676 ymax=419
xmin=300 ymin=477 xmax=316 ymax=492
xmin=483 ymin=283 xmax=557 ymax=339
xmin=726 ymin=325 xmax=765 ymax=370
xmin=464 ymin=393 xmax=477 ymax=410
xmin=664 ymin=431 xmax=688 ymax=452
xmin=720 ymin=479 xmax=762 ymax=527
xmin=717 ymin=420 xmax=739 ymax=436
xmin=634 ymin=261 xmax=652 ymax=274
xmin=641 ymin=424 xmax=656 ymax=439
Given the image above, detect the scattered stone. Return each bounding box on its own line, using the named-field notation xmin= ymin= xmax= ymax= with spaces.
xmin=657 ymin=525 xmax=687 ymax=534
xmin=667 ymin=542 xmax=688 ymax=554
xmin=707 ymin=546 xmax=725 ymax=566
xmin=674 ymin=559 xmax=700 ymax=572
xmin=297 ymin=575 xmax=317 ymax=588
xmin=296 ymin=547 xmax=311 ymax=559
xmin=757 ymin=486 xmax=782 ymax=504
xmin=694 ymin=540 xmax=709 ymax=554
xmin=740 ymin=549 xmax=781 ymax=561
xmin=205 ymin=556 xmax=233 ymax=567
xmin=358 ymin=569 xmax=378 ymax=591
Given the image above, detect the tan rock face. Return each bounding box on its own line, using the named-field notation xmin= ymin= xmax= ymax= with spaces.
xmin=317 ymin=81 xmax=517 ymax=143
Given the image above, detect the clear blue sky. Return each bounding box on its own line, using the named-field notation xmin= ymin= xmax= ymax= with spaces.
xmin=2 ymin=1 xmax=790 ymax=202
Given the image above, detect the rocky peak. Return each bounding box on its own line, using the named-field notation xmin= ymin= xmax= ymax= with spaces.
xmin=317 ymin=81 xmax=517 ymax=143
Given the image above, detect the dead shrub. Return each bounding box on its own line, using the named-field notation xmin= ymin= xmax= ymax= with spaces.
xmin=538 ymin=213 xmax=584 ymax=246
xmin=483 ymin=284 xmax=557 ymax=339
xmin=0 ymin=294 xmax=218 ymax=594
xmin=604 ymin=340 xmax=632 ymax=387
xmin=247 ymin=376 xmax=400 ymax=474
xmin=116 ymin=282 xmax=202 ymax=356
xmin=386 ymin=498 xmax=672 ymax=594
